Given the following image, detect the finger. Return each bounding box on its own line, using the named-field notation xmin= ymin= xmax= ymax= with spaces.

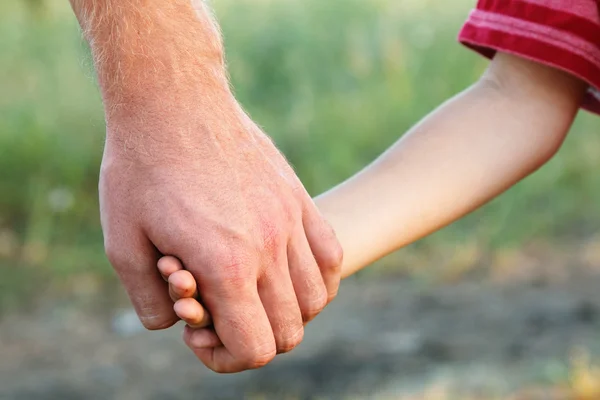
xmin=168 ymin=270 xmax=198 ymax=302
xmin=105 ymin=231 xmax=177 ymax=330
xmin=302 ymin=201 xmax=343 ymax=303
xmin=257 ymin=250 xmax=304 ymax=354
xmin=157 ymin=255 xmax=185 ymax=281
xmin=191 ymin=254 xmax=275 ymax=373
xmin=174 ymin=298 xmax=212 ymax=328
xmin=287 ymin=228 xmax=328 ymax=323
xmin=183 ymin=325 xmax=223 ymax=348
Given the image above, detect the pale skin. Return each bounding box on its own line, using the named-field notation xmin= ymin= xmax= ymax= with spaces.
xmin=159 ymin=53 xmax=588 ymax=351
xmin=68 ymin=0 xmax=343 ymax=373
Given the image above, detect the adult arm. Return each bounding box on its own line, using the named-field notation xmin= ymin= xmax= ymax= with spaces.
xmin=68 ymin=0 xmax=342 ymax=373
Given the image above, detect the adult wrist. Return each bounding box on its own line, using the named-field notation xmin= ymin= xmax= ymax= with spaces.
xmin=74 ymin=0 xmax=230 ymax=123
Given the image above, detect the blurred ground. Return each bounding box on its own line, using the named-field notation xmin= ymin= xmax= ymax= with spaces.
xmin=4 ymin=271 xmax=600 ymax=400
xmin=3 ymin=1 xmax=600 ymax=399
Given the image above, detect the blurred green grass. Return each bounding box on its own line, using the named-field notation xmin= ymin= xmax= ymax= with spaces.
xmin=1 ymin=0 xmax=599 ymax=300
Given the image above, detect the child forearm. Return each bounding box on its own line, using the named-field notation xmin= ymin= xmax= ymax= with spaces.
xmin=316 ymin=53 xmax=587 ymax=278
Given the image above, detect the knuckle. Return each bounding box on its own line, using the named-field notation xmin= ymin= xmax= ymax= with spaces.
xmin=327 ymin=283 xmax=340 ymax=303
xmin=139 ymin=314 xmax=178 ymax=331
xmin=258 ymin=216 xmax=286 ymax=254
xmin=303 ymin=289 xmax=328 ymax=321
xmin=210 ymin=365 xmax=231 ymax=374
xmin=104 ymin=240 xmax=125 ymax=267
xmin=208 ymin=248 xmax=253 ymax=283
xmin=276 ymin=327 xmax=304 ymax=354
xmin=321 ymin=240 xmax=344 ymax=271
xmin=244 ymin=347 xmax=277 ymax=370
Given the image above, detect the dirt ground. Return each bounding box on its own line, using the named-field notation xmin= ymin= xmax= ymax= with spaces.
xmin=3 ymin=272 xmax=600 ymax=400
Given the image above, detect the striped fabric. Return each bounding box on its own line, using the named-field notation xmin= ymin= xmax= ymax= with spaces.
xmin=459 ymin=0 xmax=600 ymax=115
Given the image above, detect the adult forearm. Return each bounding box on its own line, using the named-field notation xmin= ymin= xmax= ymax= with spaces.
xmin=69 ymin=0 xmax=230 ymax=126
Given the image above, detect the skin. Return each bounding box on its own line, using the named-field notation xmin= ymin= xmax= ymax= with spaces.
xmin=68 ymin=0 xmax=342 ymax=373
xmin=159 ymin=53 xmax=588 ymax=350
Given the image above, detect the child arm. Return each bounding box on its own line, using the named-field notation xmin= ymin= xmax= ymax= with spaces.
xmin=315 ymin=53 xmax=588 ymax=278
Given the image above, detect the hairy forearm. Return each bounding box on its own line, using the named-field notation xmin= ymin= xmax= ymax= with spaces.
xmin=69 ymin=0 xmax=230 ymax=125
xmin=317 ymin=54 xmax=587 ymax=277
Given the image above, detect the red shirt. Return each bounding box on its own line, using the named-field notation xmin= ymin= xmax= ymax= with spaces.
xmin=459 ymin=0 xmax=600 ymax=115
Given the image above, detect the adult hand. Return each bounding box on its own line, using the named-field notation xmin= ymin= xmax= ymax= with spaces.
xmin=101 ymin=92 xmax=342 ymax=372
xmin=72 ymin=0 xmax=342 ymax=374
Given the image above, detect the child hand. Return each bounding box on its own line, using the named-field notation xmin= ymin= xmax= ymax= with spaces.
xmin=157 ymin=256 xmax=223 ymax=349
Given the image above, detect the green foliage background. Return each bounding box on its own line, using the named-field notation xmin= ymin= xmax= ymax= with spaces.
xmin=1 ymin=0 xmax=599 ymax=299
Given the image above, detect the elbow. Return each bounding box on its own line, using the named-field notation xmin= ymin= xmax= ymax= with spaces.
xmin=541 ymin=121 xmax=570 ymax=159
xmin=475 ymin=64 xmax=580 ymax=173
xmin=478 ymin=52 xmax=587 ymax=171
xmin=527 ymin=126 xmax=568 ymax=173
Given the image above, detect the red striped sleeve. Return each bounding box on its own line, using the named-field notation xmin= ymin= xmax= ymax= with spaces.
xmin=459 ymin=0 xmax=600 ymax=115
